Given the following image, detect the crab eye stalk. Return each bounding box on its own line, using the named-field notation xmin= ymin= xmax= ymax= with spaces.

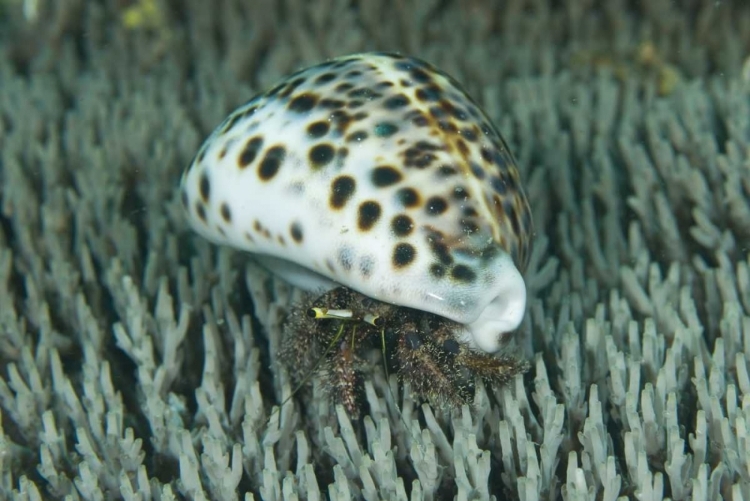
xmin=308 ymin=307 xmax=354 ymax=320
xmin=363 ymin=313 xmax=383 ymax=327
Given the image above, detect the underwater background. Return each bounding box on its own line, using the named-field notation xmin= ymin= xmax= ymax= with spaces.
xmin=1 ymin=0 xmax=750 ymax=499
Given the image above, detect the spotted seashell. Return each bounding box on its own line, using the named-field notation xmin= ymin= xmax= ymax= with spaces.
xmin=180 ymin=52 xmax=533 ymax=352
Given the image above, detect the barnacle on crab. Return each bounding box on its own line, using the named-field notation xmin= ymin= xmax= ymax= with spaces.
xmin=180 ymin=52 xmax=534 ymax=415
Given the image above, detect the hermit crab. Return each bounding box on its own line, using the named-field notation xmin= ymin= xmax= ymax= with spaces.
xmin=180 ymin=52 xmax=533 ymax=415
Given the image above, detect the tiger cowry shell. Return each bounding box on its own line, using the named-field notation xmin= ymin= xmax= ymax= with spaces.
xmin=180 ymin=52 xmax=533 ymax=353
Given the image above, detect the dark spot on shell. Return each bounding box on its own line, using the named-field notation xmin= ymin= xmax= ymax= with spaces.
xmin=430 ymin=263 xmax=446 ymax=278
xmin=438 ymin=121 xmax=457 ymax=133
xmin=220 ymin=203 xmax=232 ymax=223
xmin=307 ymin=121 xmax=330 ymax=138
xmin=460 ymin=218 xmax=480 ymax=234
xmin=290 ymin=222 xmax=303 ymax=243
xmin=403 ymin=140 xmax=440 ymax=169
xmin=470 ymin=163 xmax=486 ymax=179
xmin=429 ymin=108 xmax=447 ymax=122
xmin=348 ymin=100 xmax=364 ymax=109
xmin=396 ymin=187 xmax=420 ymax=208
xmin=195 ymin=202 xmax=207 ymax=222
xmin=416 ymin=85 xmax=442 ymax=102
xmin=332 ymin=58 xmax=356 ymax=69
xmin=279 ymin=77 xmax=306 ymax=99
xmin=349 ymin=87 xmax=379 ymax=100
xmin=480 ymin=147 xmax=494 ymax=163
xmin=330 ymin=110 xmax=353 ymax=134
xmin=429 ymin=239 xmax=453 ymax=265
xmin=383 ymin=94 xmax=410 ymax=109
xmin=437 ymin=165 xmax=457 ymax=177
xmin=199 ymin=173 xmax=210 ymax=201
xmin=330 ymin=176 xmax=356 ymax=209
xmin=252 ymin=219 xmax=271 ymax=239
xmin=410 ymin=113 xmax=429 ymax=127
xmin=453 ymin=186 xmax=469 ymax=200
xmin=358 ymin=201 xmax=382 ymax=231
xmin=258 ymin=146 xmax=286 ymax=181
xmin=315 ymin=72 xmax=337 ymax=85
xmin=309 ymin=144 xmax=335 ymax=169
xmin=394 ymin=60 xmax=416 ymax=72
xmin=451 ymin=264 xmax=476 ymax=283
xmin=338 ymin=246 xmax=354 ymax=271
xmin=320 ymin=98 xmax=345 ymax=109
xmin=346 ymin=130 xmax=368 ymax=142
xmin=374 ymin=122 xmax=399 ymax=137
xmin=491 ymin=176 xmax=507 ymax=194
xmin=220 ymin=113 xmax=243 ymax=134
xmin=337 ymin=147 xmax=349 ymax=164
xmin=196 ymin=148 xmax=206 ymax=165
xmin=266 ymin=82 xmax=285 ymax=98
xmin=359 ymin=255 xmax=374 ymax=277
xmin=288 ymin=93 xmax=318 ymax=113
xmin=426 ymin=196 xmax=448 ymax=215
xmin=460 ymin=128 xmax=478 ymax=141
xmin=480 ymin=245 xmax=499 ymax=261
xmin=410 ymin=68 xmax=432 ymax=84
xmin=391 ymin=214 xmax=414 ymax=236
xmin=506 ymin=202 xmax=521 ymax=236
xmin=393 ymin=243 xmax=416 ymax=268
xmin=239 ymin=136 xmax=264 ymax=168
xmin=406 ymin=153 xmax=436 ymax=169
xmin=450 ymin=106 xmax=469 ymax=121
xmin=371 ymin=166 xmax=402 ymax=187
xmin=241 ymin=105 xmax=259 ymax=118
xmin=335 ymin=82 xmax=355 ymax=92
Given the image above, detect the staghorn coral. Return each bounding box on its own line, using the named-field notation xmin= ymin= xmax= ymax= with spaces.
xmin=0 ymin=0 xmax=750 ymax=500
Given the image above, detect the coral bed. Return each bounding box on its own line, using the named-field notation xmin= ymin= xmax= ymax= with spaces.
xmin=1 ymin=0 xmax=749 ymax=499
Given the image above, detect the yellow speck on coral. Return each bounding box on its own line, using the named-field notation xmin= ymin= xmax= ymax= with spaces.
xmin=657 ymin=65 xmax=681 ymax=96
xmin=742 ymin=56 xmax=750 ymax=85
xmin=122 ymin=0 xmax=163 ymax=30
xmin=636 ymin=41 xmax=660 ymax=68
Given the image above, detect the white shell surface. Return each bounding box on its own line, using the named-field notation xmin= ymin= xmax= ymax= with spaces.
xmin=180 ymin=52 xmax=533 ymax=352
